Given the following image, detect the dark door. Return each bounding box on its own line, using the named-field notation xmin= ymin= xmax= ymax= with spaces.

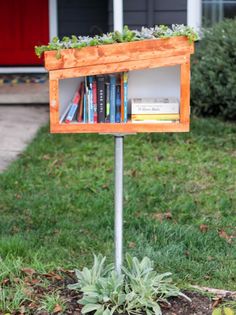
xmin=58 ymin=0 xmax=109 ymax=38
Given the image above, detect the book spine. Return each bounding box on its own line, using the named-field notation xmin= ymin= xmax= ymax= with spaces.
xmin=84 ymin=77 xmax=88 ymax=123
xmin=78 ymin=82 xmax=84 ymax=122
xmin=65 ymin=87 xmax=80 ymax=123
xmin=131 ymin=103 xmax=179 ymax=114
xmin=109 ymin=75 xmax=116 ymax=123
xmin=60 ymin=102 xmax=72 ymax=123
xmin=88 ymin=76 xmax=94 ymax=123
xmin=83 ymin=93 xmax=87 ymax=123
xmin=132 ymin=120 xmax=178 ymax=124
xmin=105 ymin=82 xmax=110 ymax=123
xmin=131 ymin=114 xmax=180 ymax=120
xmin=115 ymin=84 xmax=121 ymax=123
xmin=65 ymin=103 xmax=78 ymax=123
xmin=97 ymin=76 xmax=105 ymax=123
xmin=92 ymin=79 xmax=98 ymax=123
xmin=72 ymin=90 xmax=80 ymax=105
xmin=123 ymin=72 xmax=128 ymax=123
xmin=120 ymin=74 xmax=124 ymax=122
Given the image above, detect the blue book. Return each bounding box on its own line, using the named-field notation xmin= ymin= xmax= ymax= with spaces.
xmin=109 ymin=75 xmax=116 ymax=123
xmin=88 ymin=76 xmax=94 ymax=123
xmin=83 ymin=93 xmax=87 ymax=123
xmin=65 ymin=102 xmax=77 ymax=123
xmin=123 ymin=72 xmax=128 ymax=123
xmin=115 ymin=84 xmax=121 ymax=123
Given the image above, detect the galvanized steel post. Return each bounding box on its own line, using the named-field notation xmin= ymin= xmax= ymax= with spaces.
xmin=113 ymin=0 xmax=123 ymax=275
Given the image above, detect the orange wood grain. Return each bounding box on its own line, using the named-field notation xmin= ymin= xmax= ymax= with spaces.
xmin=180 ymin=60 xmax=191 ymax=124
xmin=49 ymin=55 xmax=189 ymax=80
xmin=50 ymin=122 xmax=189 ymax=134
xmin=49 ymin=74 xmax=59 ymax=131
xmin=45 ymin=36 xmax=194 ymax=71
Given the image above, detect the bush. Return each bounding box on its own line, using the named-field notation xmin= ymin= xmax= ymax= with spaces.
xmin=191 ymin=19 xmax=236 ymax=120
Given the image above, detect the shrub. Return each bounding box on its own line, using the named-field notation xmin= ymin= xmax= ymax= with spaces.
xmin=68 ymin=254 xmax=189 ymax=315
xmin=191 ymin=19 xmax=236 ymax=120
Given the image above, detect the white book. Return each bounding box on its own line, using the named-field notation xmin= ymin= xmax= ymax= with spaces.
xmin=131 ymin=97 xmax=179 ymax=114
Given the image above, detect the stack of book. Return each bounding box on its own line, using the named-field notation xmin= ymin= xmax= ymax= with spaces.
xmin=60 ymin=72 xmax=128 ymax=124
xmin=131 ymin=97 xmax=180 ymax=123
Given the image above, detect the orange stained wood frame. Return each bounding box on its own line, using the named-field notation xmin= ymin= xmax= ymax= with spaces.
xmin=46 ymin=36 xmax=194 ymax=134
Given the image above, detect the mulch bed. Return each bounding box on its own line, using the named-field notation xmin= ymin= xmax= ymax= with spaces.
xmin=0 ymin=269 xmax=233 ymax=315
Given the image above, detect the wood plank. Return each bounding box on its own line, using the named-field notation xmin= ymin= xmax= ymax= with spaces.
xmin=44 ymin=36 xmax=194 ymax=71
xmin=50 ymin=122 xmax=189 ymax=134
xmin=49 ymin=74 xmax=59 ymax=130
xmin=180 ymin=60 xmax=190 ymax=123
xmin=49 ymin=55 xmax=189 ymax=80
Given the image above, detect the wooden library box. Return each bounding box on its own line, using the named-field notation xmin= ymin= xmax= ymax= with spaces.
xmin=44 ymin=36 xmax=194 ymax=134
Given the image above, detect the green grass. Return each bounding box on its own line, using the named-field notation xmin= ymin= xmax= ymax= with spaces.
xmin=0 ymin=117 xmax=235 ymax=290
xmin=38 ymin=292 xmax=66 ymax=313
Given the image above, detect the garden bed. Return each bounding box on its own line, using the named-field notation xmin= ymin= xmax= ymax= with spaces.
xmin=1 ymin=269 xmax=235 ymax=315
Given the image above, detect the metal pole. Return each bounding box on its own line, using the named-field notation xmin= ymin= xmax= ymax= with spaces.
xmin=113 ymin=0 xmax=124 ymax=275
xmin=114 ymin=135 xmax=124 ymax=274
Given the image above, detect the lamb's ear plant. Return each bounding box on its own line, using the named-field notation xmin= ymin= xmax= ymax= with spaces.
xmin=35 ymin=24 xmax=198 ymax=58
xmin=68 ymin=253 xmax=190 ymax=315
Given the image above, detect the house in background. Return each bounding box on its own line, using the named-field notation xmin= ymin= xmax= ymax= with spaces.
xmin=1 ymin=0 xmax=236 ymax=74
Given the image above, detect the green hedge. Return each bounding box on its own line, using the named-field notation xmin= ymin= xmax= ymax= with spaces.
xmin=191 ymin=19 xmax=236 ymax=120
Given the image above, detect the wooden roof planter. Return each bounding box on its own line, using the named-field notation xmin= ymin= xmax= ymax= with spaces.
xmin=36 ymin=26 xmax=198 ymax=134
xmin=44 ymin=36 xmax=194 ymax=73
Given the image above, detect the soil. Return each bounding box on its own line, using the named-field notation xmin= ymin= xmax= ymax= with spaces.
xmin=0 ymin=269 xmax=232 ymax=315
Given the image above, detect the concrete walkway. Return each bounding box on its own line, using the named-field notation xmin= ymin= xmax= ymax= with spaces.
xmin=0 ymin=105 xmax=49 ymax=172
xmin=0 ymin=81 xmax=49 ymax=104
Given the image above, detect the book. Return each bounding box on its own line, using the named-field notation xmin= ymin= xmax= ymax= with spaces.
xmin=88 ymin=76 xmax=94 ymax=123
xmin=131 ymin=97 xmax=179 ymax=114
xmin=131 ymin=114 xmax=180 ymax=121
xmin=109 ymin=75 xmax=116 ymax=123
xmin=105 ymin=82 xmax=110 ymax=122
xmin=65 ymin=103 xmax=78 ymax=123
xmin=132 ymin=120 xmax=179 ymax=124
xmin=120 ymin=74 xmax=124 ymax=122
xmin=123 ymin=72 xmax=128 ymax=123
xmin=92 ymin=78 xmax=98 ymax=123
xmin=97 ymin=76 xmax=105 ymax=123
xmin=60 ymin=102 xmax=72 ymax=123
xmin=77 ymin=81 xmax=84 ymax=122
xmin=65 ymin=88 xmax=81 ymax=123
xmin=115 ymin=84 xmax=121 ymax=123
xmin=83 ymin=77 xmax=88 ymax=123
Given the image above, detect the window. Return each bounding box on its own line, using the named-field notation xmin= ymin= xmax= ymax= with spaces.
xmin=202 ymin=0 xmax=236 ymax=26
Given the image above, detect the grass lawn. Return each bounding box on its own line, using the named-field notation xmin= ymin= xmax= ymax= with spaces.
xmin=0 ymin=117 xmax=235 ymax=291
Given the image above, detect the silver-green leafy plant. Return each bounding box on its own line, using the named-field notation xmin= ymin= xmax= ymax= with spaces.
xmin=35 ymin=24 xmax=199 ymax=58
xmin=68 ymin=253 xmax=190 ymax=315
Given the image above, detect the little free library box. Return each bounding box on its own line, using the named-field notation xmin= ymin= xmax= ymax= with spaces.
xmin=44 ymin=36 xmax=194 ymax=134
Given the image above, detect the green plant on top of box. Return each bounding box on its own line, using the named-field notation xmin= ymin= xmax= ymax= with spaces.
xmin=35 ymin=25 xmax=198 ymax=59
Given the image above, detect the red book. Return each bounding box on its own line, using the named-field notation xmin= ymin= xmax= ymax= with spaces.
xmin=72 ymin=90 xmax=80 ymax=105
xmin=92 ymin=79 xmax=98 ymax=123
